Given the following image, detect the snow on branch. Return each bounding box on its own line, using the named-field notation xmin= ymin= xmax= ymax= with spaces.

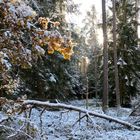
xmin=0 ymin=117 xmax=9 ymax=124
xmin=23 ymin=100 xmax=140 ymax=131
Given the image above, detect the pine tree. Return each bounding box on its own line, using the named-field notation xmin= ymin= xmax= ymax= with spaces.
xmin=112 ymin=0 xmax=120 ymax=108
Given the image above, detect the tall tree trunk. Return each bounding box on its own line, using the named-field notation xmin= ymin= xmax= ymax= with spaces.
xmin=102 ymin=0 xmax=109 ymax=113
xmin=135 ymin=0 xmax=139 ymax=46
xmin=119 ymin=0 xmax=127 ymax=105
xmin=112 ymin=0 xmax=121 ymax=108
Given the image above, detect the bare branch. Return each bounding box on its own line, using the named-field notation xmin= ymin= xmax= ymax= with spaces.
xmin=23 ymin=100 xmax=140 ymax=130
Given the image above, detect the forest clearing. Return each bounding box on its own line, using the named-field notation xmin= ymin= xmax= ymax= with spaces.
xmin=0 ymin=0 xmax=140 ymax=139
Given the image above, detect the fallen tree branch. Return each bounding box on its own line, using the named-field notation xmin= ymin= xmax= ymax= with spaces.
xmin=23 ymin=100 xmax=140 ymax=130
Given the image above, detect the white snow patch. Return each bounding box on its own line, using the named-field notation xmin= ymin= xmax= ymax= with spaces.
xmin=1 ymin=59 xmax=12 ymax=69
xmin=44 ymin=30 xmax=51 ymax=36
xmin=49 ymin=74 xmax=56 ymax=83
xmin=117 ymin=58 xmax=127 ymax=66
xmin=35 ymin=45 xmax=45 ymax=55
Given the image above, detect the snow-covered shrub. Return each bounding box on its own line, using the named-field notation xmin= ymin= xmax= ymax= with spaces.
xmin=130 ymin=96 xmax=140 ymax=116
xmin=0 ymin=0 xmax=74 ymax=96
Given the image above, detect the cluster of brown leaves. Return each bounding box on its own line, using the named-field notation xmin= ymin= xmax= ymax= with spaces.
xmin=0 ymin=0 xmax=74 ymax=95
xmin=0 ymin=96 xmax=29 ymax=115
xmin=0 ymin=0 xmax=74 ymax=72
xmin=0 ymin=97 xmax=19 ymax=115
xmin=0 ymin=0 xmax=34 ymax=70
xmin=0 ymin=72 xmax=20 ymax=94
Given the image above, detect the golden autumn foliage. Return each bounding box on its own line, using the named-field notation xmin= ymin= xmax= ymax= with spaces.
xmin=34 ymin=17 xmax=74 ymax=60
xmin=0 ymin=0 xmax=74 ymax=95
xmin=0 ymin=0 xmax=74 ymax=72
xmin=38 ymin=17 xmax=50 ymax=29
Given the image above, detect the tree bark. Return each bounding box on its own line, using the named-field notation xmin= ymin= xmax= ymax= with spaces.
xmin=102 ymin=0 xmax=109 ymax=113
xmin=112 ymin=0 xmax=121 ymax=108
xmin=22 ymin=100 xmax=140 ymax=131
xmin=94 ymin=48 xmax=98 ymax=99
xmin=135 ymin=0 xmax=140 ymax=46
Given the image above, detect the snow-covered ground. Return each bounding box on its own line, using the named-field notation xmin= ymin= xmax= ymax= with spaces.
xmin=0 ymin=100 xmax=140 ymax=140
xmin=29 ymin=100 xmax=140 ymax=140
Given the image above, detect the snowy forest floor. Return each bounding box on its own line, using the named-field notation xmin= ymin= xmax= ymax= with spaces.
xmin=0 ymin=99 xmax=140 ymax=140
xmin=29 ymin=100 xmax=140 ymax=140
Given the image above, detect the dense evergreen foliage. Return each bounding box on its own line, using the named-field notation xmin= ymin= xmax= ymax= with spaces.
xmin=108 ymin=0 xmax=140 ymax=106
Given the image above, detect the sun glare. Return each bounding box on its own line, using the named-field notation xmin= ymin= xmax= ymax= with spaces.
xmin=68 ymin=0 xmax=102 ymax=26
xmin=97 ymin=29 xmax=103 ymax=45
xmin=66 ymin=0 xmax=103 ymax=44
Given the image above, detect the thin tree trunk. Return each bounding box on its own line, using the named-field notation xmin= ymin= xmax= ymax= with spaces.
xmin=85 ymin=74 xmax=89 ymax=123
xmin=112 ymin=0 xmax=121 ymax=108
xmin=102 ymin=0 xmax=109 ymax=113
xmin=94 ymin=48 xmax=98 ymax=99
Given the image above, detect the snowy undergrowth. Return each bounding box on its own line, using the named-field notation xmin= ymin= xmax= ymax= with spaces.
xmin=0 ymin=112 xmax=38 ymax=140
xmin=27 ymin=100 xmax=140 ymax=140
xmin=0 ymin=100 xmax=140 ymax=140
